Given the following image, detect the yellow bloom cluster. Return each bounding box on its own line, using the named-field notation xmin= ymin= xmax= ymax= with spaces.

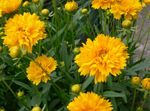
xmin=75 ymin=34 xmax=129 ymax=83
xmin=0 ymin=0 xmax=22 ymax=14
xmin=65 ymin=1 xmax=78 ymax=12
xmin=26 ymin=55 xmax=57 ymax=85
xmin=67 ymin=92 xmax=113 ymax=111
xmin=92 ymin=0 xmax=143 ymax=20
xmin=141 ymin=78 xmax=150 ymax=90
xmin=3 ymin=13 xmax=46 ymax=55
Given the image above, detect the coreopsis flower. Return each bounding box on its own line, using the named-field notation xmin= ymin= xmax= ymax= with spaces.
xmin=26 ymin=55 xmax=57 ymax=85
xmin=31 ymin=106 xmax=41 ymax=111
xmin=65 ymin=1 xmax=78 ymax=12
xmin=92 ymin=0 xmax=115 ymax=9
xmin=3 ymin=13 xmax=46 ymax=54
xmin=131 ymin=76 xmax=141 ymax=86
xmin=75 ymin=34 xmax=129 ymax=83
xmin=144 ymin=0 xmax=150 ymax=4
xmin=0 ymin=0 xmax=22 ymax=14
xmin=110 ymin=0 xmax=143 ymax=20
xmin=141 ymin=78 xmax=150 ymax=90
xmin=67 ymin=92 xmax=113 ymax=111
xmin=71 ymin=84 xmax=81 ymax=93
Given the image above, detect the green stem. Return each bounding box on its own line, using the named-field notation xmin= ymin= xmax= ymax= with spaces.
xmin=131 ymin=88 xmax=137 ymax=111
xmin=2 ymin=79 xmax=16 ymax=97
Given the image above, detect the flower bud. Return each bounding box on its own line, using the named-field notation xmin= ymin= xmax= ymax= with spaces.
xmin=65 ymin=1 xmax=78 ymax=12
xmin=144 ymin=0 xmax=150 ymax=5
xmin=9 ymin=46 xmax=19 ymax=58
xmin=141 ymin=78 xmax=150 ymax=90
xmin=81 ymin=8 xmax=88 ymax=14
xmin=17 ymin=90 xmax=24 ymax=97
xmin=31 ymin=106 xmax=41 ymax=111
xmin=73 ymin=47 xmax=80 ymax=54
xmin=32 ymin=0 xmax=39 ymax=3
xmin=41 ymin=9 xmax=49 ymax=16
xmin=22 ymin=1 xmax=30 ymax=7
xmin=71 ymin=84 xmax=81 ymax=93
xmin=131 ymin=76 xmax=141 ymax=86
xmin=122 ymin=19 xmax=132 ymax=28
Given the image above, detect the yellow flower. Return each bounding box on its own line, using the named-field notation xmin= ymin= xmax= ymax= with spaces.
xmin=41 ymin=9 xmax=49 ymax=16
xmin=131 ymin=76 xmax=141 ymax=85
xmin=75 ymin=34 xmax=129 ymax=83
xmin=71 ymin=84 xmax=81 ymax=93
xmin=26 ymin=55 xmax=57 ymax=85
xmin=65 ymin=1 xmax=78 ymax=12
xmin=22 ymin=1 xmax=30 ymax=7
xmin=144 ymin=0 xmax=150 ymax=4
xmin=110 ymin=0 xmax=143 ymax=20
xmin=122 ymin=19 xmax=132 ymax=28
xmin=92 ymin=0 xmax=115 ymax=9
xmin=31 ymin=106 xmax=41 ymax=111
xmin=0 ymin=0 xmax=22 ymax=14
xmin=141 ymin=78 xmax=150 ymax=90
xmin=67 ymin=92 xmax=113 ymax=111
xmin=3 ymin=12 xmax=46 ymax=53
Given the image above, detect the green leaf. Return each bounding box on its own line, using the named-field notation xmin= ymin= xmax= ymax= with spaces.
xmin=12 ymin=80 xmax=31 ymax=91
xmin=81 ymin=76 xmax=94 ymax=90
xmin=103 ymin=91 xmax=127 ymax=103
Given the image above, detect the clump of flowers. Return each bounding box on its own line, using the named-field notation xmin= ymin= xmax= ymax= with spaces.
xmin=26 ymin=55 xmax=57 ymax=85
xmin=0 ymin=0 xmax=22 ymax=14
xmin=3 ymin=12 xmax=46 ymax=55
xmin=75 ymin=34 xmax=129 ymax=83
xmin=67 ymin=92 xmax=113 ymax=111
xmin=65 ymin=1 xmax=78 ymax=12
xmin=141 ymin=78 xmax=150 ymax=90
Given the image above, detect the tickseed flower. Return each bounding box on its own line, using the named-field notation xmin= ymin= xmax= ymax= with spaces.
xmin=141 ymin=78 xmax=150 ymax=90
xmin=17 ymin=90 xmax=24 ymax=97
xmin=110 ymin=0 xmax=143 ymax=20
xmin=122 ymin=19 xmax=132 ymax=28
xmin=22 ymin=1 xmax=30 ymax=7
xmin=0 ymin=0 xmax=22 ymax=14
xmin=65 ymin=1 xmax=78 ymax=12
xmin=41 ymin=9 xmax=49 ymax=16
xmin=71 ymin=84 xmax=81 ymax=93
xmin=26 ymin=55 xmax=57 ymax=85
xmin=31 ymin=106 xmax=41 ymax=111
xmin=67 ymin=92 xmax=113 ymax=111
xmin=3 ymin=12 xmax=46 ymax=55
xmin=92 ymin=0 xmax=115 ymax=9
xmin=75 ymin=34 xmax=129 ymax=83
xmin=144 ymin=0 xmax=150 ymax=4
xmin=131 ymin=76 xmax=141 ymax=86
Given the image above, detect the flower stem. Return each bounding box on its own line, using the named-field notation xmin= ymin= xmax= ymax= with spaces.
xmin=131 ymin=88 xmax=137 ymax=111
